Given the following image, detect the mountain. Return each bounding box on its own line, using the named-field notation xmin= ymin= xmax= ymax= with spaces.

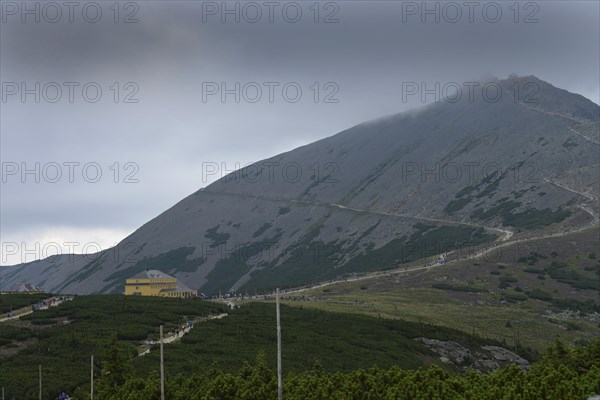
xmin=2 ymin=76 xmax=599 ymax=295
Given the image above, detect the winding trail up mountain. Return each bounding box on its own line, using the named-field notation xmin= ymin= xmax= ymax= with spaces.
xmin=543 ymin=177 xmax=597 ymax=202
xmin=278 ymin=220 xmax=600 ymax=296
xmin=204 ymin=189 xmax=514 ymax=241
xmin=518 ymin=103 xmax=600 ymax=145
xmin=138 ymin=313 xmax=229 ymax=357
xmin=542 ymin=176 xmax=598 ymax=222
xmin=568 ymin=128 xmax=600 ymax=145
xmin=270 ymin=170 xmax=600 ymax=295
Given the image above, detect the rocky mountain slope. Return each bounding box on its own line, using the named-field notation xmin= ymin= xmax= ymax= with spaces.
xmin=3 ymin=76 xmax=598 ymax=294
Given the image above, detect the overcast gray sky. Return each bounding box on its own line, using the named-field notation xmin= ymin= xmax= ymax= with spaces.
xmin=1 ymin=0 xmax=599 ymax=265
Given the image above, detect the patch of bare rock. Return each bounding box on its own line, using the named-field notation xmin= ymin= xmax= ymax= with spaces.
xmin=415 ymin=337 xmax=529 ymax=373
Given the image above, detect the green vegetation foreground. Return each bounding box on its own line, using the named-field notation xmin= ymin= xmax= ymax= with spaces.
xmin=2 ymin=295 xmax=599 ymax=399
xmin=99 ymin=340 xmax=600 ymax=400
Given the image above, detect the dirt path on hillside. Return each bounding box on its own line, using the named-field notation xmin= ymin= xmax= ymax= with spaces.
xmin=275 ymin=214 xmax=598 ymax=296
xmin=543 ymin=177 xmax=597 ymax=203
xmin=518 ymin=104 xmax=600 ymax=145
xmin=138 ymin=313 xmax=228 ymax=356
xmin=325 ymin=201 xmax=514 ymax=241
xmin=0 ymin=296 xmax=73 ymax=323
xmin=278 ymin=220 xmax=598 ymax=296
xmin=203 ymin=189 xmax=514 ymax=241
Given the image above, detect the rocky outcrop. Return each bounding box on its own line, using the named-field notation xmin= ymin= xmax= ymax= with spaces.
xmin=416 ymin=337 xmax=529 ymax=373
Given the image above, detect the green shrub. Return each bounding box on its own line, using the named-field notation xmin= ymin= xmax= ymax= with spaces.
xmin=526 ymin=289 xmax=553 ymax=301
xmin=503 ymin=292 xmax=528 ymax=302
xmin=431 ymin=283 xmax=486 ymax=293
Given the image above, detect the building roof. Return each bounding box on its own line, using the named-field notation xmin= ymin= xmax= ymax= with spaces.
xmin=129 ymin=270 xmax=175 ymax=280
xmin=3 ymin=283 xmax=44 ymax=293
xmin=161 ymin=281 xmax=196 ymax=294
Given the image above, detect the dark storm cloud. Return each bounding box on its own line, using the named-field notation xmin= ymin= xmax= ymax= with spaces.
xmin=1 ymin=0 xmax=598 ymax=263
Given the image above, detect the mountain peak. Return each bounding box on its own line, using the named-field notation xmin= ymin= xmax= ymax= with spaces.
xmin=4 ymin=78 xmax=599 ymax=295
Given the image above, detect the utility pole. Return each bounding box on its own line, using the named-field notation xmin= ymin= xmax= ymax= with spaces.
xmin=276 ymin=288 xmax=282 ymax=400
xmin=38 ymin=364 xmax=42 ymax=400
xmin=90 ymin=355 xmax=94 ymax=399
xmin=160 ymin=325 xmax=165 ymax=400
